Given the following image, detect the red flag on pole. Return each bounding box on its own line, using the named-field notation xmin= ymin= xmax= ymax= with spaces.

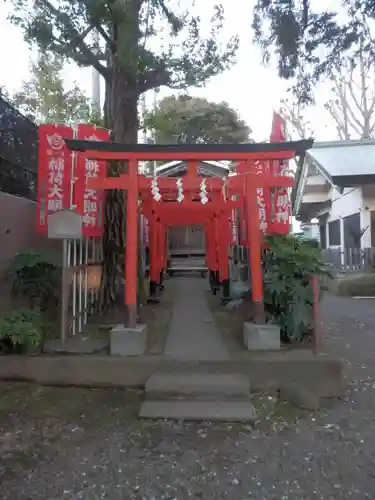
xmin=270 ymin=111 xmax=286 ymax=143
xmin=74 ymin=124 xmax=109 ymax=237
xmin=36 ymin=124 xmax=73 ymax=234
xmin=269 ymin=111 xmax=291 ymax=234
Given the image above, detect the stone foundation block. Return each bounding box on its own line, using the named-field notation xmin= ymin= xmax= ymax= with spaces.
xmin=243 ymin=322 xmax=280 ymax=351
xmin=110 ymin=324 xmax=147 ymax=356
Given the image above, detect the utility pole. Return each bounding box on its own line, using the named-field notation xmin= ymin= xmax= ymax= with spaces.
xmin=91 ymin=30 xmax=101 ymax=116
xmin=151 ymin=87 xmax=160 ymax=177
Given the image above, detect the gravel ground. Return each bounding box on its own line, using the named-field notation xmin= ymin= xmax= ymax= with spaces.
xmin=1 ymin=294 xmax=375 ymax=499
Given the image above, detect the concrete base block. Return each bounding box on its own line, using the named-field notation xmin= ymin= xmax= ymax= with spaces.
xmin=145 ymin=372 xmax=250 ymax=400
xmin=44 ymin=336 xmax=108 ymax=355
xmin=244 ymin=322 xmax=281 ymax=351
xmin=279 ymin=382 xmax=320 ymax=411
xmin=110 ymin=324 xmax=147 ymax=357
xmin=139 ymin=400 xmax=257 ymax=421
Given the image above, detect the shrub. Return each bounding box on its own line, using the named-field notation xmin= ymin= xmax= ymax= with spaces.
xmin=0 ymin=309 xmax=42 ymax=353
xmin=6 ymin=250 xmax=60 ymax=310
xmin=263 ymin=234 xmax=329 ymax=342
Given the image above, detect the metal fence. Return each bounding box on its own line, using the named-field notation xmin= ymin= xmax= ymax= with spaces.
xmin=229 ymin=244 xmax=375 ymax=278
xmin=323 ymin=247 xmax=375 ymax=273
xmin=61 ymin=236 xmax=103 ymax=343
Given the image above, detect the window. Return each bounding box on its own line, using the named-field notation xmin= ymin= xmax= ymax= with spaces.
xmin=328 ymin=219 xmax=341 ymax=246
xmin=343 ymin=213 xmax=361 ymax=249
xmin=319 ymin=224 xmax=327 ymax=249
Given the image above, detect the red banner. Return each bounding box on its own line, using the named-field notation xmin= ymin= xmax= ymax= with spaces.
xmin=269 ymin=111 xmax=291 ymax=234
xmin=253 ymin=160 xmax=268 ymax=234
xmin=36 ymin=124 xmax=73 ymax=234
xmin=74 ymin=124 xmax=109 ymax=237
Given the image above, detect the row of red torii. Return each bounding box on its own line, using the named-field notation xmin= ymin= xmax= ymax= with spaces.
xmin=64 ymin=140 xmax=314 ymax=328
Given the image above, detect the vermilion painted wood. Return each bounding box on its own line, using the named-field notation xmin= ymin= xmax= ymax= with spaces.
xmin=125 ymin=159 xmax=139 ymax=327
xmin=204 ymin=222 xmax=212 ymax=269
xmin=87 ymin=173 xmax=294 ymax=192
xmin=217 ymin=212 xmax=229 ymax=281
xmin=149 ymin=214 xmax=159 ymax=282
xmin=82 ymin=150 xmax=297 ymax=162
xmin=245 ymin=173 xmax=264 ymax=323
xmin=63 ymin=136 xmax=314 ymax=327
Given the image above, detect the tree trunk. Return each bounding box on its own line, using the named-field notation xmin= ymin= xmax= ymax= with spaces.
xmin=99 ymin=68 xmax=139 ymax=313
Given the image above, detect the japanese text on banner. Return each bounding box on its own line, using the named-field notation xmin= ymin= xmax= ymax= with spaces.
xmin=269 ymin=111 xmax=291 ymax=231
xmin=83 ymin=161 xmax=99 ymax=227
xmin=275 ymin=160 xmax=291 ymax=224
xmin=36 ymin=124 xmax=73 ymax=233
xmin=254 ymin=161 xmax=267 ymax=233
xmin=75 ymin=124 xmax=109 ymax=237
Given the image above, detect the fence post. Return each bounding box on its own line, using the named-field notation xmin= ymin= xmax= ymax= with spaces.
xmin=312 ymin=275 xmax=322 ymax=353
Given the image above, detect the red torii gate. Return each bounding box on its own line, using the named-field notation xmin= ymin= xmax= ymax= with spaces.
xmin=64 ymin=140 xmax=313 ymax=328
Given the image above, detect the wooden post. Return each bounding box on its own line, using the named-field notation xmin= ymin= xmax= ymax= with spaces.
xmin=205 ymin=221 xmax=212 ymax=269
xmin=312 ymin=275 xmax=322 ymax=353
xmin=149 ymin=214 xmax=159 ymax=284
xmin=156 ymin=218 xmax=164 ymax=282
xmin=125 ymin=159 xmax=139 ymax=328
xmin=245 ymin=173 xmax=265 ymax=324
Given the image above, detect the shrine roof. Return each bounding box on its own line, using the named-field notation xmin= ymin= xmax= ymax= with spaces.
xmin=65 ymin=138 xmax=314 ymax=160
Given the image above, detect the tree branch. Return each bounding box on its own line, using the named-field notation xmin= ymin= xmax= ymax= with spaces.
xmin=137 ymin=54 xmax=172 ymax=93
xmin=280 ymin=99 xmax=308 ymax=139
xmin=35 ymin=0 xmax=110 ymax=79
xmin=334 ymin=75 xmax=364 ymax=135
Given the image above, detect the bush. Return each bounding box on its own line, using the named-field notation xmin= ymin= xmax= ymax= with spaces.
xmin=263 ymin=234 xmax=329 ymax=342
xmin=6 ymin=250 xmax=60 ymax=310
xmin=334 ymin=272 xmax=375 ymax=296
xmin=0 ymin=309 xmax=42 ymax=353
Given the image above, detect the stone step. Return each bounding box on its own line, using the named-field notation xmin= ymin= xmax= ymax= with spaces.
xmin=139 ymin=400 xmax=256 ymax=421
xmin=145 ymin=373 xmax=250 ymax=400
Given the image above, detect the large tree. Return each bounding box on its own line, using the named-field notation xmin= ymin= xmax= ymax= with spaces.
xmin=279 ymin=97 xmax=312 ymax=139
xmin=281 ymin=48 xmax=375 ymax=141
xmin=144 ymin=95 xmax=251 ymax=144
xmin=324 ymin=48 xmax=375 ymax=140
xmin=12 ymin=53 xmax=94 ymax=124
xmin=9 ymin=0 xmax=238 ymax=311
xmin=252 ymin=0 xmax=374 ymax=103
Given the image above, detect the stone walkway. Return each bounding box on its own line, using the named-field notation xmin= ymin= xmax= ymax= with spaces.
xmin=163 ymin=276 xmax=230 ymax=360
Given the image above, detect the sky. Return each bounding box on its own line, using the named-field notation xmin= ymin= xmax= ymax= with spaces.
xmin=0 ymin=0 xmax=338 ymax=142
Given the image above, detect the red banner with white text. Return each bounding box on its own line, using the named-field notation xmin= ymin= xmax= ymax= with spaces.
xmin=269 ymin=111 xmax=291 ymax=234
xmin=74 ymin=124 xmax=109 ymax=237
xmin=254 ymin=160 xmax=269 ymax=234
xmin=36 ymin=124 xmax=73 ymax=234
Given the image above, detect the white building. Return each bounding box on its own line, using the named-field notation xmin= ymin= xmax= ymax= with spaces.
xmin=293 ymin=140 xmax=375 ymax=251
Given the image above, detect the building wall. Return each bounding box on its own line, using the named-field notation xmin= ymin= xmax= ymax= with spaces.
xmin=0 ymin=192 xmax=61 ymax=271
xmin=322 ymin=187 xmax=373 ymax=249
xmin=328 ymin=187 xmax=363 ymax=221
xmin=0 ymin=192 xmax=62 ymax=311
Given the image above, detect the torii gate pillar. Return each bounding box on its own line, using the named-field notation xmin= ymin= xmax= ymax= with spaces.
xmin=125 ymin=159 xmax=139 ymax=327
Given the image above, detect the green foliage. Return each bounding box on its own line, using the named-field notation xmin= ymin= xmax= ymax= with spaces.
xmin=12 ymin=53 xmax=94 ymax=124
xmin=252 ymin=0 xmax=372 ymax=103
xmin=0 ymin=309 xmax=42 ymax=353
xmin=7 ymin=250 xmax=60 ymax=310
xmin=263 ymin=234 xmax=328 ymax=341
xmin=144 ymin=95 xmax=251 ymax=144
xmin=9 ymin=1 xmax=239 ymax=93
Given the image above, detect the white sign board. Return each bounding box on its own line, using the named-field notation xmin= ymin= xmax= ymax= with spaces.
xmin=48 ymin=209 xmax=83 ymax=239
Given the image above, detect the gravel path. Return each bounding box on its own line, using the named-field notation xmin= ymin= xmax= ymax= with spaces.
xmin=1 ymin=294 xmax=375 ymax=499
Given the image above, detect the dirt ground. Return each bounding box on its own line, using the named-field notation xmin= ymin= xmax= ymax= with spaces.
xmin=1 ymin=294 xmax=375 ymax=499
